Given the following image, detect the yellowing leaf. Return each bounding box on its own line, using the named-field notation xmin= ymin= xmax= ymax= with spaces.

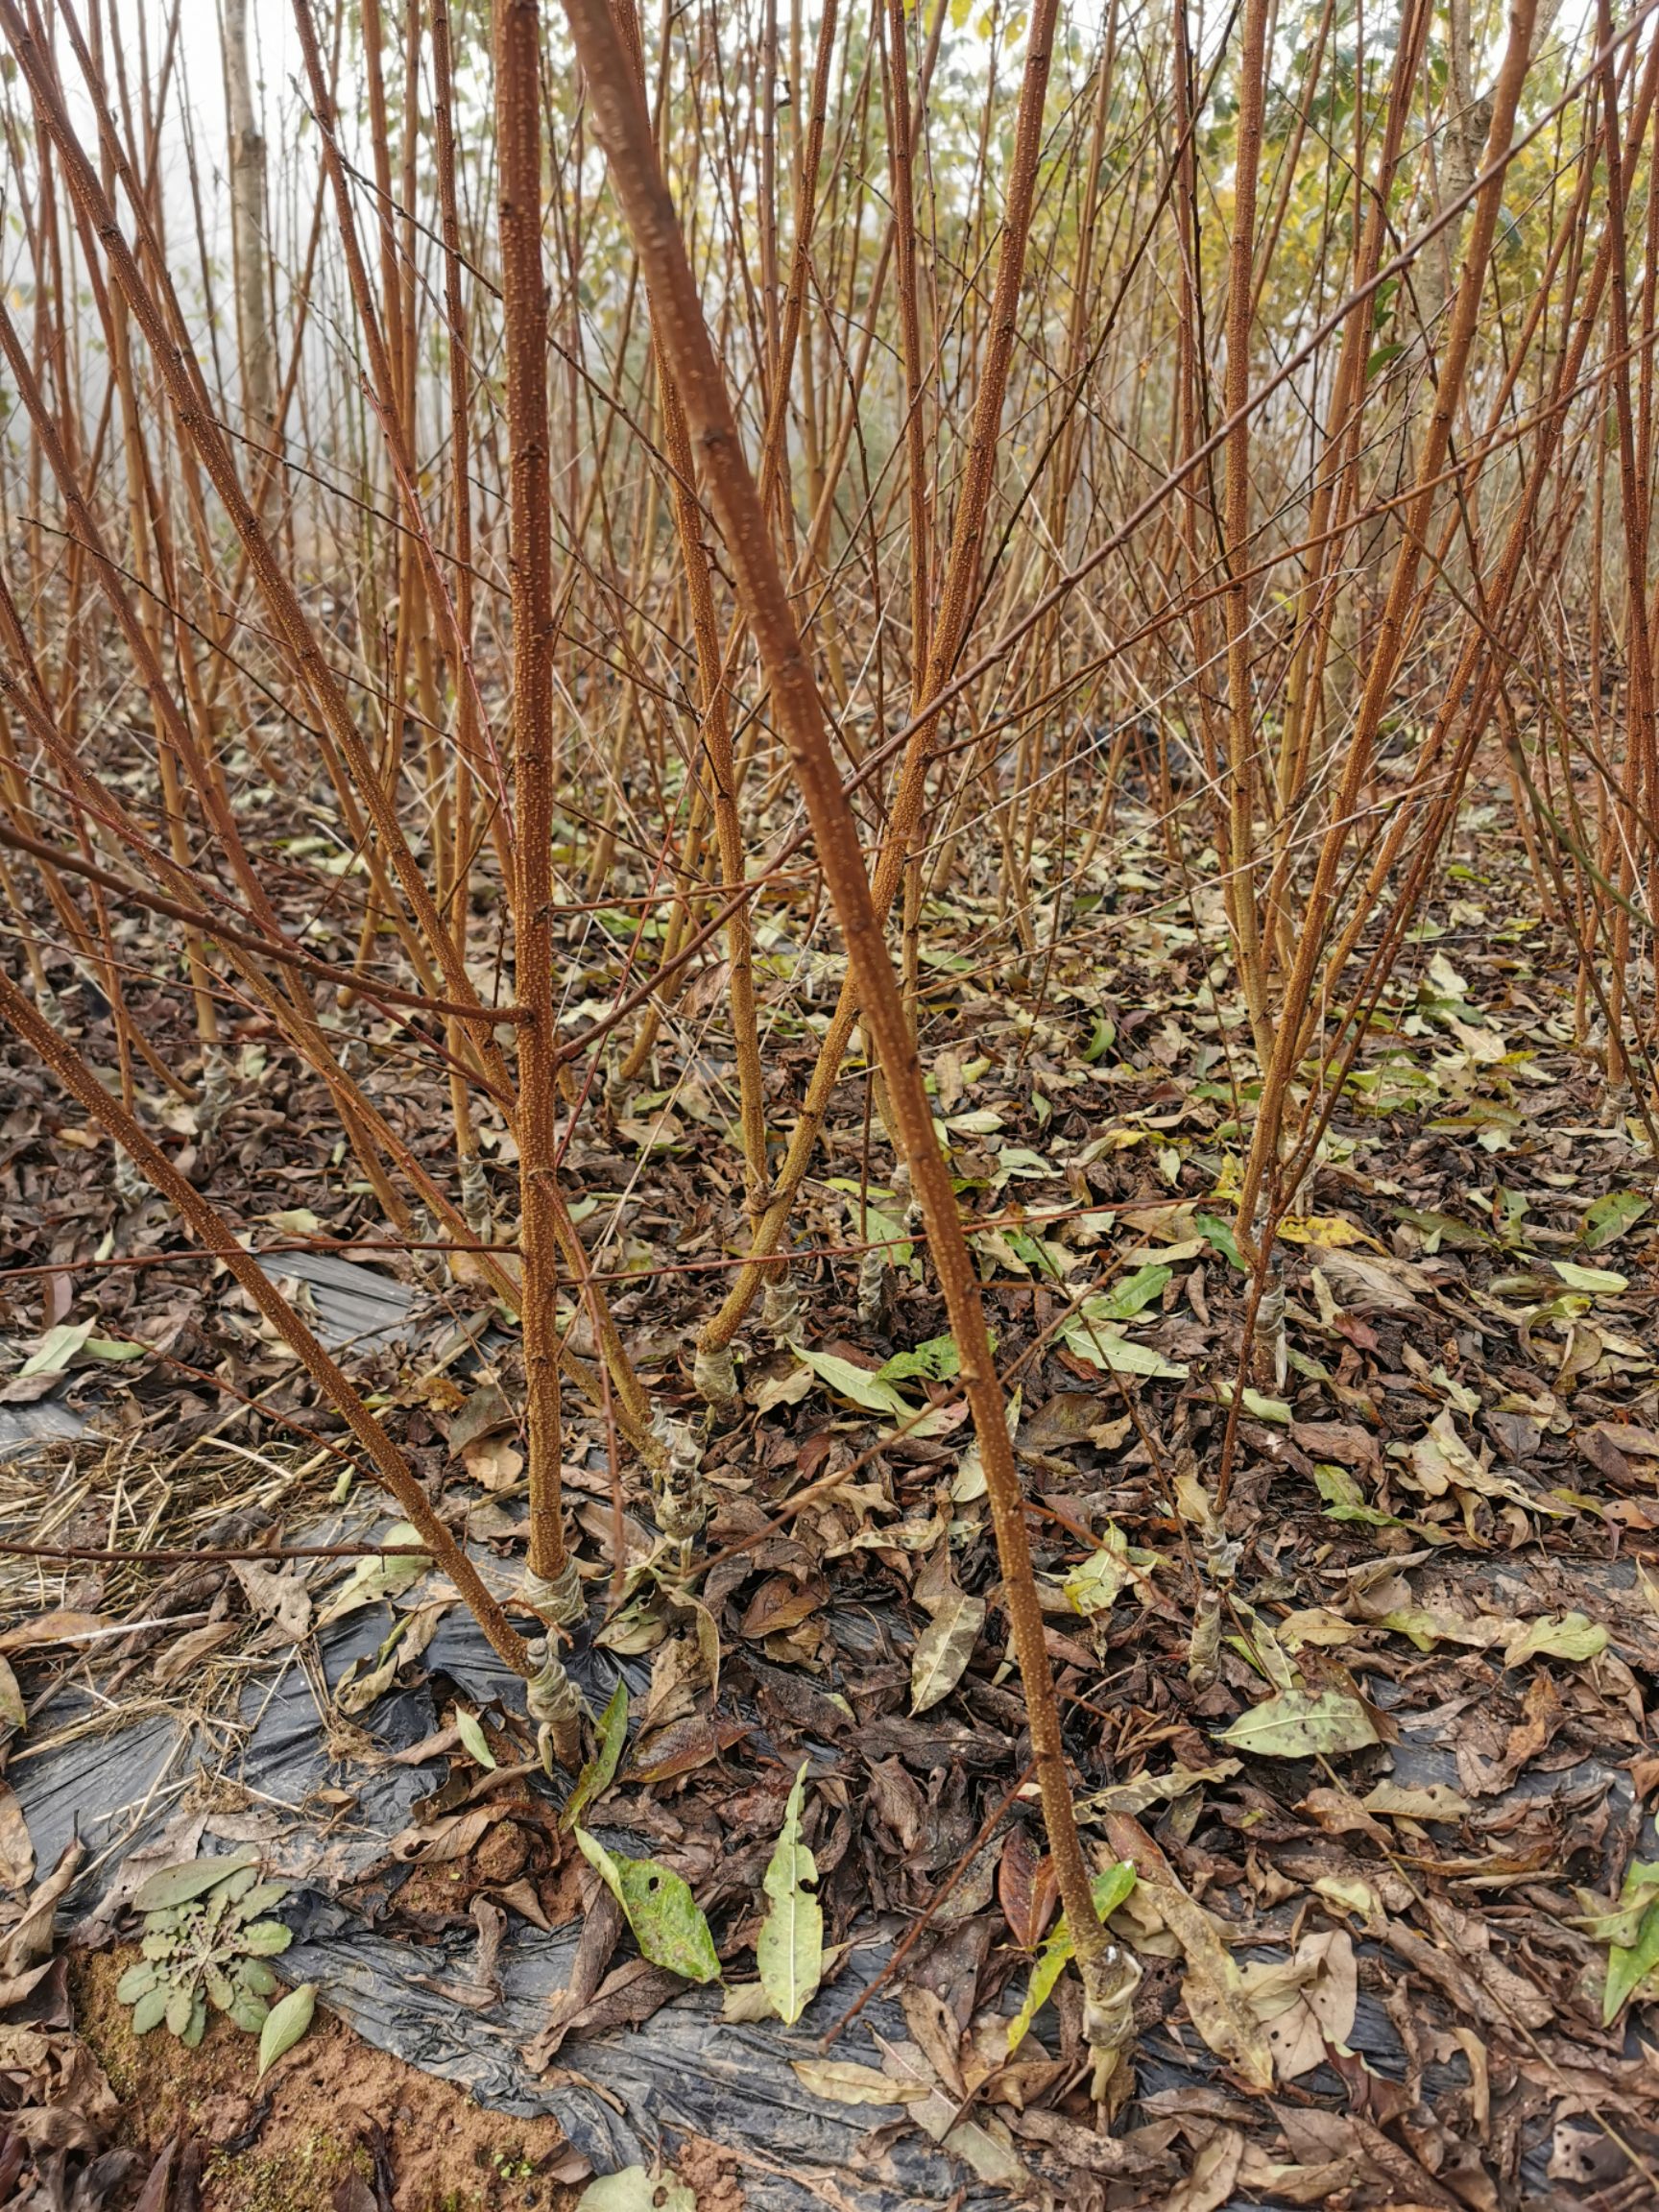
xmin=1148 ymin=1879 xmax=1274 ymax=2091
xmin=1406 ymin=1408 xmax=1488 ymax=1494
xmin=315 ymin=1524 xmax=432 ymax=1625
xmin=1379 ymin=1606 xmax=1607 ymax=1667
xmin=1064 ymin=1527 xmax=1129 ymax=1616
xmin=1218 ymin=1688 xmax=1379 ymax=1760
xmin=1277 ymin=1606 xmax=1361 ymax=1648
xmin=1313 ymin=1874 xmax=1383 ymax=1928
xmin=577 ymin=2168 xmax=695 ymax=2212
xmin=333 ymin=1602 xmax=444 ymax=1715
xmin=1276 ymin=1214 xmax=1380 ymax=1250
xmin=575 ymin=1829 xmax=720 ymax=1984
xmin=1502 ymin=1611 xmax=1606 ymax=1667
xmin=1584 ymin=1192 xmax=1650 ymax=1249
xmin=1553 ymin=1260 xmax=1628 ymax=1295
xmin=757 ymin=1763 xmax=822 ymax=2025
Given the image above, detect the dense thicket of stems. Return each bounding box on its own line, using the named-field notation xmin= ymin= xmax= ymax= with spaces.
xmin=1 ymin=0 xmax=1656 ymax=1815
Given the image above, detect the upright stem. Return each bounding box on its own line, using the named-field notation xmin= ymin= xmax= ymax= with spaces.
xmin=495 ymin=0 xmax=569 ymax=1603
xmin=695 ymin=0 xmax=1061 ymax=1365
xmin=1236 ymin=0 xmax=1541 ymax=1244
xmin=223 ymin=0 xmax=273 ymax=444
xmin=1219 ymin=0 xmax=1272 ymax=1069
xmin=557 ymin=0 xmax=1123 ymax=2042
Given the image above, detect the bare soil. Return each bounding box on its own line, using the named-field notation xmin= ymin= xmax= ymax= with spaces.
xmin=71 ymin=1950 xmax=582 ymax=2212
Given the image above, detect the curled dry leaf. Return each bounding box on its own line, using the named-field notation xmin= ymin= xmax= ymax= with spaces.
xmin=0 ymin=1655 xmax=24 ymax=1736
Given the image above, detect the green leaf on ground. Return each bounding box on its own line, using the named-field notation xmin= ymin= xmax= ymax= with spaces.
xmin=1584 ymin=1191 xmax=1650 ymax=1249
xmin=1605 ymin=1871 xmax=1659 ymax=2023
xmin=455 ymin=1710 xmax=496 ymax=1770
xmin=576 ymin=2167 xmax=695 ymax=2212
xmin=795 ymin=1346 xmax=913 ymax=1419
xmin=257 ymin=1984 xmax=316 ymax=2078
xmin=757 ymin=1763 xmax=823 ymax=2025
xmin=575 ymin=1829 xmax=720 ymax=1984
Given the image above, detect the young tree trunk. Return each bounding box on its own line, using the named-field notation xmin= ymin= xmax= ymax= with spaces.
xmin=223 ymin=0 xmax=274 ymax=442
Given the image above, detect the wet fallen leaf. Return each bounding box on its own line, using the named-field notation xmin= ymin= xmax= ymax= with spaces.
xmin=998 ymin=1827 xmax=1058 ymax=1949
xmin=739 ymin=1572 xmax=828 ymax=1641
